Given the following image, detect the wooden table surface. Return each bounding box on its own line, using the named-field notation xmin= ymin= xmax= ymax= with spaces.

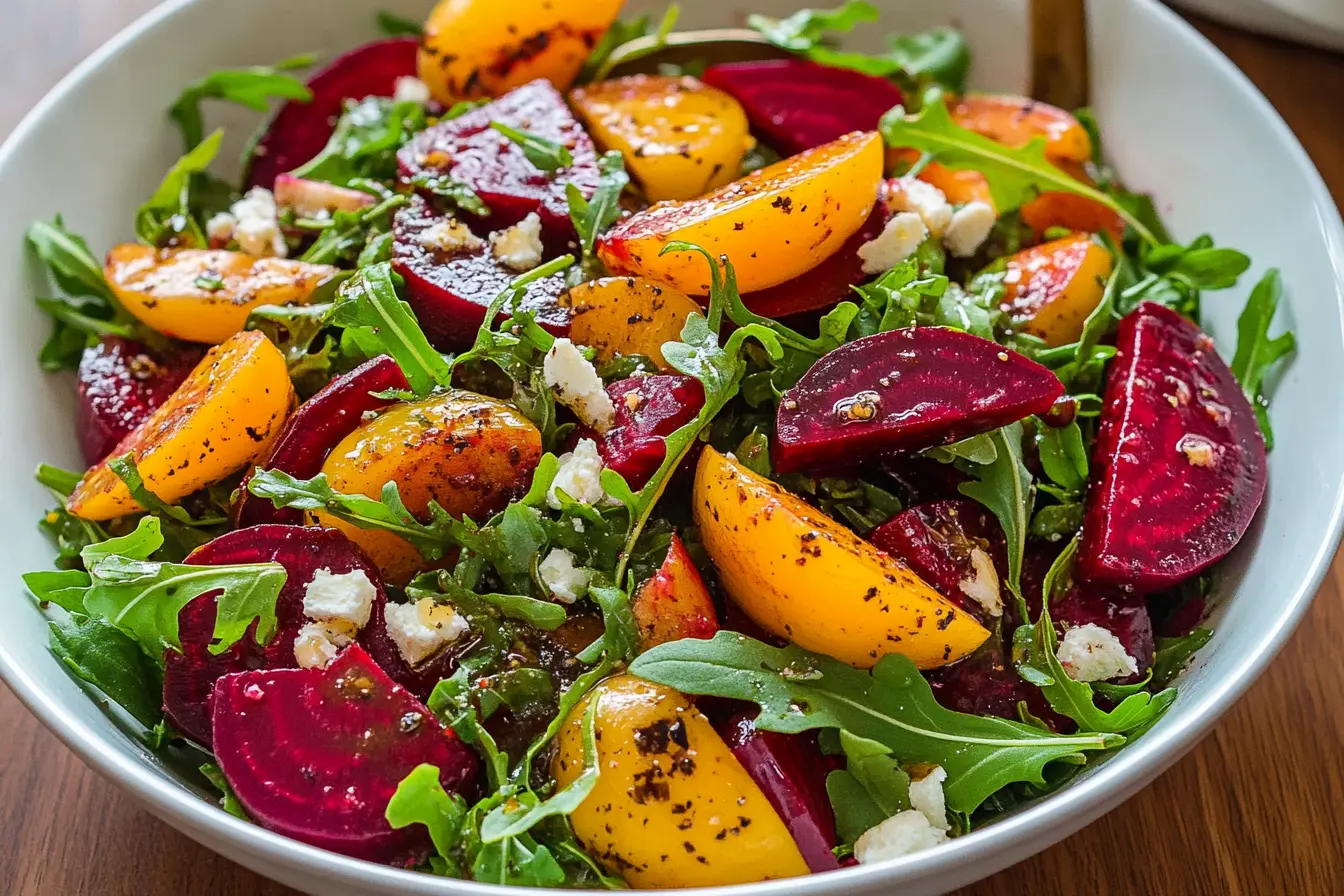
xmin=3 ymin=3 xmax=1344 ymax=894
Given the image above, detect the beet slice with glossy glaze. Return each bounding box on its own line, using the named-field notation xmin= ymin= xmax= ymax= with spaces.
xmin=211 ymin=643 xmax=478 ymax=864
xmin=162 ymin=526 xmax=388 ymax=747
xmin=774 ymin=328 xmax=1064 ymax=474
xmin=234 ymin=356 xmax=410 ymax=527
xmin=703 ymin=60 xmax=904 ymax=156
xmin=397 ymin=79 xmax=600 ymax=236
xmin=76 ymin=337 xmax=199 ymax=465
xmin=1078 ymin=301 xmax=1266 ymax=592
xmin=245 ymin=38 xmax=420 ymax=190
xmin=592 ymin=375 xmax=706 ymax=490
xmin=391 ymin=195 xmax=570 ymax=348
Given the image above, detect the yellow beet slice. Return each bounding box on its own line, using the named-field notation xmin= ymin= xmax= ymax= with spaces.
xmin=68 ymin=331 xmax=295 ymax=521
xmin=1003 ymin=235 xmax=1114 ymax=347
xmin=950 ymin=93 xmax=1093 ymax=163
xmin=597 ymin=131 xmax=885 ymax=295
xmin=561 ymin=276 xmax=702 ymax=371
xmin=694 ymin=447 xmax=989 ymax=669
xmin=552 ymin=675 xmax=809 ymax=889
xmin=106 ymin=245 xmax=338 ymax=344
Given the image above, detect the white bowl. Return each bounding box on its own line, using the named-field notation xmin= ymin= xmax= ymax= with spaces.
xmin=2 ymin=0 xmax=1341 ymax=894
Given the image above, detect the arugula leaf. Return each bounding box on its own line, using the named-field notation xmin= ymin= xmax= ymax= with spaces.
xmin=27 ymin=217 xmax=117 ymax=303
xmin=1144 ymin=236 xmax=1250 ymax=290
xmin=199 ymin=762 xmax=250 ymax=819
xmin=108 ymin=454 xmax=227 ymax=528
xmin=386 ymin=763 xmax=468 ymax=858
xmin=376 ymin=10 xmax=423 ymax=37
xmin=170 ymin=56 xmax=313 ymax=152
xmin=1152 ymin=628 xmax=1213 ymax=688
xmin=848 ymin=255 xmax=953 ymax=339
xmin=826 ymin=730 xmax=913 ymax=842
xmin=299 ymin=194 xmax=407 ymax=265
xmin=1230 ymin=269 xmax=1295 ymax=450
xmin=1037 ymin=422 xmax=1088 ymax=492
xmin=1029 ymin=501 xmax=1084 ymax=541
xmin=491 ymin=123 xmax=574 ymax=173
xmin=748 ymin=2 xmax=879 ymax=52
xmin=27 ymin=217 xmax=128 ymax=370
xmin=957 ymin=423 xmax=1033 ymax=612
xmin=47 ymin=606 xmax=164 ymax=729
xmin=630 ymin=631 xmax=1122 ymax=814
xmin=291 ymin=96 xmax=427 ymax=187
xmin=329 ymin=262 xmax=452 ymax=396
xmin=880 ymin=93 xmax=1157 ymax=244
xmin=567 ymin=152 xmax=629 ymax=274
xmin=884 ymin=29 xmax=971 ymax=92
xmin=135 ymin=129 xmax=224 ymax=247
xmin=35 ymin=464 xmax=110 ymax=567
xmin=583 ymin=5 xmax=682 ymax=83
xmin=25 ymin=569 xmax=93 ymax=612
xmin=826 ymin=769 xmax=889 ymax=845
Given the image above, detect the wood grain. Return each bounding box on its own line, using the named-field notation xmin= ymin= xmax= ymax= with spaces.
xmin=3 ymin=3 xmax=1343 ymax=894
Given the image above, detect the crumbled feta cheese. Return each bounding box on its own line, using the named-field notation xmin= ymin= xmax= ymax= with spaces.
xmin=384 ymin=598 xmax=470 ymax=666
xmin=1057 ymin=623 xmax=1139 ymax=682
xmin=943 ymin=201 xmax=997 ymax=258
xmin=302 ymin=568 xmax=376 ymax=636
xmin=490 ymin=212 xmax=545 ymax=273
xmin=293 ymin=621 xmax=352 ymax=670
xmin=544 ymin=338 xmax=616 ymax=432
xmin=858 ymin=212 xmax=928 ymax=275
xmin=907 ymin=766 xmax=949 ymax=831
xmin=206 ymin=211 xmax=238 ymax=246
xmin=393 ymin=75 xmax=432 ymax=105
xmin=417 ymin=217 xmax=486 ymax=254
xmin=957 ymin=547 xmax=1003 ymax=618
xmin=538 ymin=548 xmax=593 ymax=604
xmin=887 ymin=178 xmax=953 ymax=238
xmin=854 ymin=810 xmax=948 ymax=864
xmin=230 ymin=187 xmax=288 ymax=258
xmin=548 ymin=438 xmax=608 ymax=510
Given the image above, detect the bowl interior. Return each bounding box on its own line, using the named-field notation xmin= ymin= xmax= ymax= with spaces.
xmin=1 ymin=0 xmax=1341 ymax=894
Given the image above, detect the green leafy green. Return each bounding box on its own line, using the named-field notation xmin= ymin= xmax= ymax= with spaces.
xmin=1037 ymin=422 xmax=1088 ymax=492
xmin=376 ymin=10 xmax=423 ymax=37
xmin=291 ymin=96 xmax=427 ymax=187
xmin=1230 ymin=269 xmax=1295 ymax=450
xmin=386 ymin=763 xmax=468 ymax=858
xmin=26 ymin=217 xmax=129 ymax=371
xmin=490 ymin=123 xmax=574 ymax=173
xmin=108 ymin=454 xmax=227 ymax=529
xmin=630 ymin=631 xmax=1122 ymax=814
xmin=170 ymin=56 xmax=312 ymax=152
xmin=957 ymin=423 xmax=1033 ymax=612
xmin=825 ymin=730 xmax=913 ymax=842
xmin=200 ymin=762 xmax=250 ymax=819
xmin=34 ymin=465 xmax=110 ymax=568
xmin=329 ymin=262 xmax=452 ymax=395
xmin=298 ymin=194 xmax=407 ymax=266
xmin=47 ymin=607 xmax=164 ymax=729
xmin=583 ymin=4 xmax=682 ymax=83
xmin=1152 ymin=628 xmax=1213 ymax=688
xmin=567 ymin=152 xmax=630 ymax=276
xmin=135 ymin=129 xmax=224 ymax=247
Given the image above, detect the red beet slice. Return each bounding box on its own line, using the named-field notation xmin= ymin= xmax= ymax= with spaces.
xmin=717 ymin=715 xmax=840 ymax=874
xmin=774 ymin=328 xmax=1065 ymax=475
xmin=1078 ymin=301 xmax=1267 ymax=592
xmin=212 ymin=643 xmax=478 ymax=864
xmin=163 ymin=526 xmax=387 ymax=747
xmin=869 ymin=499 xmax=1007 ymax=621
xmin=246 ymin=38 xmax=420 ymax=190
xmin=235 ymin=356 xmax=409 ymax=527
xmin=397 ymin=79 xmax=600 ymax=236
xmin=76 ymin=337 xmax=199 ymax=465
xmin=358 ymin=600 xmax=471 ymax=702
xmin=882 ymin=455 xmax=972 ymax=505
xmin=391 ymin=195 xmax=570 ymax=348
xmin=702 ymin=60 xmax=903 ymax=156
xmin=594 ymin=375 xmax=706 ymax=490
xmin=742 ymin=192 xmax=890 ymax=317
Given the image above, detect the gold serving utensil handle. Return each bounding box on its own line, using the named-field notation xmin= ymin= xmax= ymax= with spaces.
xmin=1032 ymin=0 xmax=1091 ymax=109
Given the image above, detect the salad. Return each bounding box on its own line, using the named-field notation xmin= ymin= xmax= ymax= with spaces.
xmin=21 ymin=0 xmax=1295 ymax=888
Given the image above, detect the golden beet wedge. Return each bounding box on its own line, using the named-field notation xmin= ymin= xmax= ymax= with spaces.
xmin=552 ymin=675 xmax=809 ymax=889
xmin=950 ymin=93 xmax=1093 ymax=163
xmin=571 ymin=75 xmax=755 ymax=202
xmin=693 ymin=447 xmax=989 ymax=669
xmin=1002 ymin=234 xmax=1114 ymax=347
xmin=312 ymin=391 xmax=541 ymax=584
xmin=106 ymin=245 xmax=338 ymax=344
xmin=561 ymin=276 xmax=702 ymax=371
xmin=597 ymin=131 xmax=885 ymax=295
xmin=68 ymin=331 xmax=295 ymax=521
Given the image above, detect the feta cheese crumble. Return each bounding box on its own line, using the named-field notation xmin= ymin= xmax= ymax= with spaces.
xmin=229 ymin=187 xmax=288 ymax=258
xmin=490 ymin=212 xmax=545 ymax=273
xmin=887 ymin=178 xmax=953 ymax=238
xmin=293 ymin=621 xmax=351 ymax=670
xmin=544 ymin=338 xmax=616 ymax=432
xmin=548 ymin=438 xmax=609 ymax=510
xmin=1057 ymin=623 xmax=1139 ymax=682
xmin=206 ymin=211 xmax=238 ymax=247
xmin=538 ymin=548 xmax=593 ymax=604
xmin=943 ymin=201 xmax=997 ymax=258
xmin=417 ymin=217 xmax=486 ymax=254
xmin=858 ymin=212 xmax=928 ymax=275
xmin=393 ymin=75 xmax=433 ymax=105
xmin=854 ymin=810 xmax=948 ymax=864
xmin=957 ymin=547 xmax=1003 ymax=618
xmin=907 ymin=765 xmax=950 ymax=831
xmin=384 ymin=598 xmax=470 ymax=666
xmin=302 ymin=568 xmax=376 ymax=636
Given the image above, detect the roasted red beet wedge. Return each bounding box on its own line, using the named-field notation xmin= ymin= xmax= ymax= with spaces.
xmin=76 ymin=337 xmax=199 ymax=465
xmin=162 ymin=526 xmax=388 ymax=747
xmin=774 ymin=328 xmax=1064 ymax=474
xmin=716 ymin=715 xmax=840 ymax=874
xmin=595 ymin=375 xmax=706 ymax=490
xmin=235 ymin=356 xmax=410 ymax=527
xmin=391 ymin=195 xmax=570 ymax=348
xmin=212 ymin=644 xmax=478 ymax=864
xmin=703 ymin=60 xmax=904 ymax=156
xmin=397 ymin=79 xmax=600 ymax=236
xmin=869 ymin=500 xmax=1007 ymax=621
xmin=1078 ymin=301 xmax=1267 ymax=592
xmin=246 ymin=38 xmax=420 ymax=190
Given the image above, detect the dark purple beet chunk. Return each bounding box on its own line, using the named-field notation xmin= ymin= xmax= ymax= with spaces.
xmin=397 ymin=79 xmax=600 ymax=236
xmin=76 ymin=337 xmax=199 ymax=465
xmin=716 ymin=715 xmax=840 ymax=873
xmin=1079 ymin=301 xmax=1267 ymax=593
xmin=391 ymin=195 xmax=570 ymax=349
xmin=774 ymin=328 xmax=1065 ymax=475
xmin=595 ymin=375 xmax=706 ymax=490
xmin=702 ymin=60 xmax=903 ymax=156
xmin=882 ymin=455 xmax=972 ymax=505
xmin=162 ymin=526 xmax=388 ymax=747
xmin=211 ymin=644 xmax=478 ymax=865
xmin=235 ymin=356 xmax=410 ymax=527
xmin=246 ymin=39 xmax=420 ymax=190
